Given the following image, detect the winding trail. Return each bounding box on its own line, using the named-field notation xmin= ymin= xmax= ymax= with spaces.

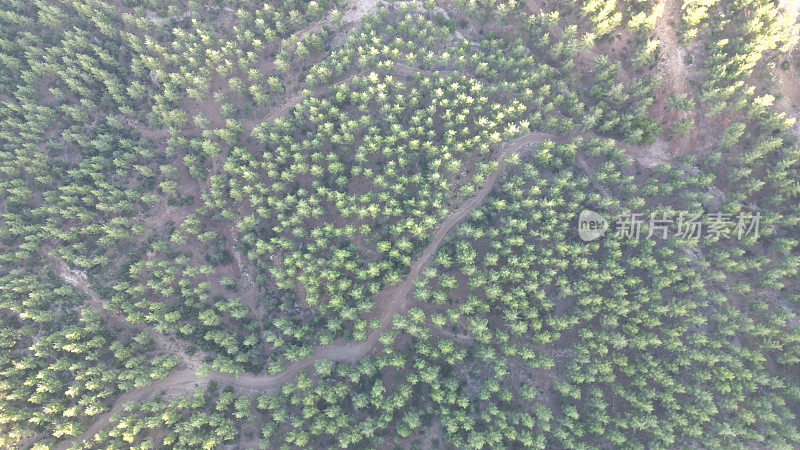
xmin=51 ymin=258 xmax=206 ymax=371
xmin=58 ymin=131 xmax=559 ymax=449
xmin=43 ymin=3 xmax=664 ymax=447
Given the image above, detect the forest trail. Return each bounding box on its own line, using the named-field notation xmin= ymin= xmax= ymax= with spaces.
xmin=57 ymin=11 xmax=651 ymax=439
xmin=57 ymin=131 xmax=557 ymax=449
xmin=51 ymin=258 xmax=207 ymax=373
xmin=60 ymin=126 xmax=652 ymax=448
xmin=653 ymin=0 xmax=690 ymax=94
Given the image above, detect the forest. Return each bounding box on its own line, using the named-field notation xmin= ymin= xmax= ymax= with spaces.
xmin=1 ymin=0 xmax=799 ymax=448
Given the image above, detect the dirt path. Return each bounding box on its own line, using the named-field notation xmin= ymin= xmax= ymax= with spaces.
xmin=58 ymin=131 xmax=557 ymax=449
xmin=61 ymin=127 xmax=663 ymax=448
xmin=653 ymin=0 xmax=689 ymax=94
xmin=140 ymin=203 xmax=193 ymax=228
xmin=56 ymin=6 xmax=675 ymax=442
xmin=58 ymin=68 xmax=658 ymax=448
xmin=50 ymin=2 xmax=667 ymax=446
xmin=52 ymin=258 xmax=206 ymax=372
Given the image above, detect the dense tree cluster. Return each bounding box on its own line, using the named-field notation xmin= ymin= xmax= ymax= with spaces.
xmin=1 ymin=0 xmax=799 ymax=448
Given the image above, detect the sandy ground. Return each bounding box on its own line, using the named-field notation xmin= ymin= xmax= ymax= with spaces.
xmin=653 ymin=0 xmax=690 ymax=94
xmin=344 ymin=0 xmax=380 ymax=24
